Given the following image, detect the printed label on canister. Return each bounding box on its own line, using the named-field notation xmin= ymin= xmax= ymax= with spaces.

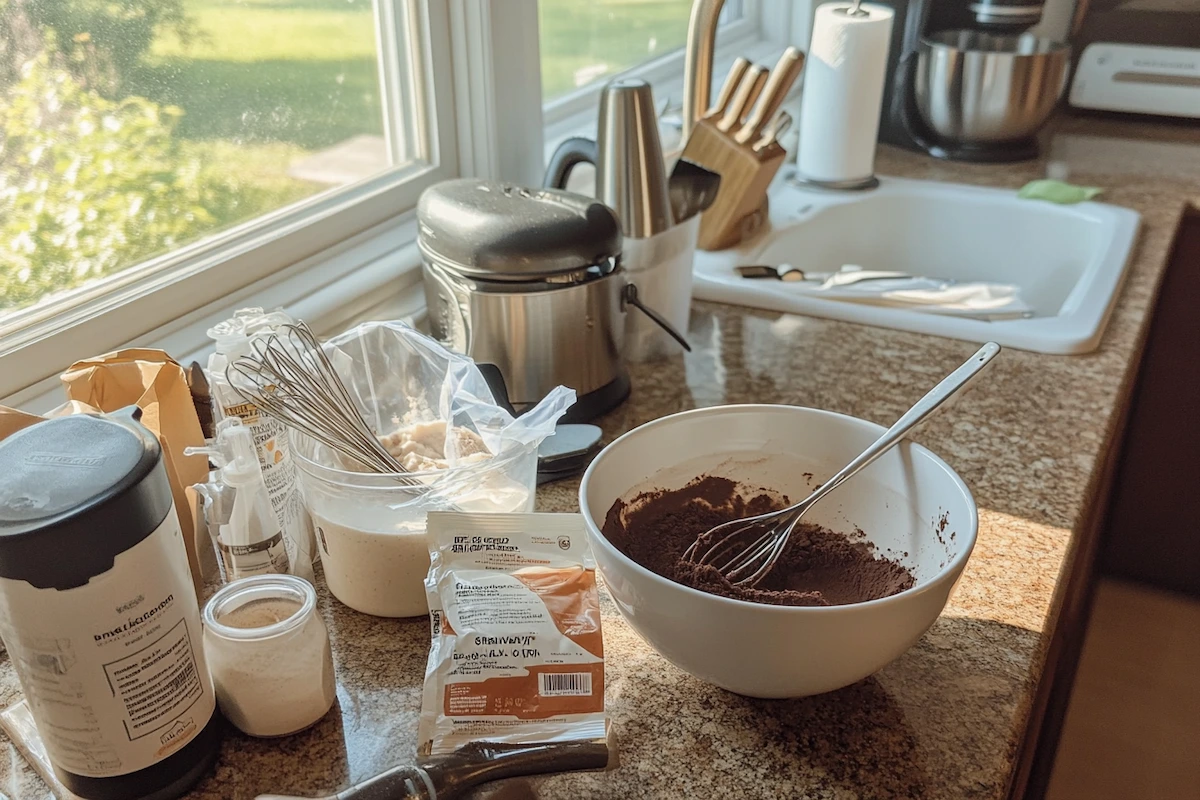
xmin=0 ymin=511 xmax=216 ymax=778
xmin=218 ymin=531 xmax=290 ymax=578
xmin=218 ymin=397 xmax=314 ymax=571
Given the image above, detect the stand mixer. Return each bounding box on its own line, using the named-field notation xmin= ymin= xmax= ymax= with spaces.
xmin=875 ymin=0 xmax=1069 ymax=162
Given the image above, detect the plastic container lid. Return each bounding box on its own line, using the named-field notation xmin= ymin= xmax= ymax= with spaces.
xmin=0 ymin=408 xmax=173 ymax=590
xmin=207 ymin=307 xmax=293 ymax=355
xmin=416 ymin=179 xmax=622 ymax=282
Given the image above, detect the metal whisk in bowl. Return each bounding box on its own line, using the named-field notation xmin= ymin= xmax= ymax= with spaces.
xmin=226 ymin=321 xmax=420 ymax=484
xmin=683 ymin=342 xmax=1001 ymax=587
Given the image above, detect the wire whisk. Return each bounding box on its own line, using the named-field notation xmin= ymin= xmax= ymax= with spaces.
xmin=226 ymin=321 xmax=420 ymax=484
xmin=683 ymin=342 xmax=1001 ymax=587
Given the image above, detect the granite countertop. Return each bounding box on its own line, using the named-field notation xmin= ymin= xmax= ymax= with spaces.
xmin=3 ymin=118 xmax=1200 ymax=800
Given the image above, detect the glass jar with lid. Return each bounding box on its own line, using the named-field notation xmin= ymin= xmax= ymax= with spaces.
xmin=202 ymin=575 xmax=335 ymax=737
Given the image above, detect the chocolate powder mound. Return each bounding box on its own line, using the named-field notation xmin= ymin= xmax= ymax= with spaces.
xmin=602 ymin=475 xmax=915 ymax=607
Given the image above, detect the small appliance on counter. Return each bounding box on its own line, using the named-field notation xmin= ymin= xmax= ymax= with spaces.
xmin=871 ymin=0 xmax=1070 ymax=161
xmin=417 ymin=180 xmax=688 ymax=423
xmin=1068 ymin=0 xmax=1200 ymax=120
xmin=545 ymin=78 xmax=713 ymax=361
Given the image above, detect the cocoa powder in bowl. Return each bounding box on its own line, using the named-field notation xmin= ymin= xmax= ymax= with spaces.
xmin=601 ymin=475 xmax=914 ymax=607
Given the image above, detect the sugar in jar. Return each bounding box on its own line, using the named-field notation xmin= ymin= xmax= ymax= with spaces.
xmin=202 ymin=575 xmax=335 ymax=737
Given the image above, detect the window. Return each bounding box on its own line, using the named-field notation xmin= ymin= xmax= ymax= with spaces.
xmin=2 ymin=0 xmax=805 ymax=405
xmin=539 ymin=0 xmax=752 ymax=102
xmin=2 ymin=0 xmax=404 ymax=319
xmin=538 ymin=0 xmax=802 ymax=137
xmin=1 ymin=0 xmax=458 ymax=399
xmin=540 ymin=0 xmax=688 ymax=101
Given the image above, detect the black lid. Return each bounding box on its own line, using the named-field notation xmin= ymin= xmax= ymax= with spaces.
xmin=417 ymin=179 xmax=622 ymax=282
xmin=0 ymin=407 xmax=172 ymax=590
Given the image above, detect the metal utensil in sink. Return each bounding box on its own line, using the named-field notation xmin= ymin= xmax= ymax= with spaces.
xmin=683 ymin=341 xmax=1000 ymax=587
xmin=736 ymin=264 xmax=921 ymax=287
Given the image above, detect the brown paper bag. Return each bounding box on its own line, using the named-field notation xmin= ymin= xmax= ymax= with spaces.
xmin=59 ymin=349 xmax=209 ymax=596
xmin=0 ymin=406 xmax=46 ymax=440
xmin=0 ymin=400 xmax=106 ymax=439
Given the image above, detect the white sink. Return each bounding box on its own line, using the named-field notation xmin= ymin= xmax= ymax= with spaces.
xmin=691 ymin=173 xmax=1141 ymax=354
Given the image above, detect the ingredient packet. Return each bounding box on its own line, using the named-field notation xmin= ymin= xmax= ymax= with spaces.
xmin=419 ymin=513 xmax=606 ymax=756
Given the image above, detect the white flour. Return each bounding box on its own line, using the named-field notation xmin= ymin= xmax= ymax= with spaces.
xmin=378 ymin=420 xmax=490 ymax=472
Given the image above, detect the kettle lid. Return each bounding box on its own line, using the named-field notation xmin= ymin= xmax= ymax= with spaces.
xmin=417 ymin=179 xmax=622 ymax=280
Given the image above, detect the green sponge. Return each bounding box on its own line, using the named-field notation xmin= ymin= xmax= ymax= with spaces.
xmin=1018 ymin=179 xmax=1103 ymax=205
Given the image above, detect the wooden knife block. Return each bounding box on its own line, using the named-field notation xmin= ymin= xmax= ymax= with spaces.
xmin=682 ymin=116 xmax=786 ymax=251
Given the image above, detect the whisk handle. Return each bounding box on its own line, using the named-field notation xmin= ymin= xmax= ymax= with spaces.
xmin=800 ymin=343 xmax=1000 ymax=509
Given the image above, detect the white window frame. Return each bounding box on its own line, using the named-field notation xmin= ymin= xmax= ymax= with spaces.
xmin=3 ymin=0 xmax=812 ymax=409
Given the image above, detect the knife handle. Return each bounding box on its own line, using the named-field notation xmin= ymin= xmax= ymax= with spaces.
xmin=735 ymin=265 xmax=785 ymax=279
xmin=717 ymin=65 xmax=767 ymax=133
xmin=706 ymin=57 xmax=751 ymax=119
xmin=753 ymin=110 xmax=793 ymax=153
xmin=735 ymin=47 xmax=805 ymax=145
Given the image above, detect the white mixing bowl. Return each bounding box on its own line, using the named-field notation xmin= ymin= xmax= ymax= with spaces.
xmin=579 ymin=404 xmax=978 ymax=698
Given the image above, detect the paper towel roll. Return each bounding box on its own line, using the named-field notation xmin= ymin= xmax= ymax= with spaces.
xmin=797 ymin=2 xmax=895 ymax=184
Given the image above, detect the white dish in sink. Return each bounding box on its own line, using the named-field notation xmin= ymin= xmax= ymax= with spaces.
xmin=692 ymin=174 xmax=1141 ymax=354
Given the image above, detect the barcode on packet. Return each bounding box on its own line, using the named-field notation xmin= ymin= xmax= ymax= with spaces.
xmin=538 ymin=672 xmax=593 ymax=697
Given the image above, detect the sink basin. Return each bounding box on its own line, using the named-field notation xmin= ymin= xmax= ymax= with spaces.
xmin=691 ymin=173 xmax=1141 ymax=354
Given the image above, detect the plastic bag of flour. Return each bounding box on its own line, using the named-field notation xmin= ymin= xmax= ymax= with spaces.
xmin=419 ymin=512 xmax=606 ymax=756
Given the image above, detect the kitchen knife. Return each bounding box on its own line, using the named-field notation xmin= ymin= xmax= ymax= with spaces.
xmin=735 ymin=47 xmax=805 ymax=145
xmin=753 ymin=111 xmax=793 ymax=153
xmin=736 ymin=265 xmax=914 ymax=284
xmin=717 ymin=64 xmax=767 ymax=133
xmin=706 ymin=57 xmax=751 ymax=119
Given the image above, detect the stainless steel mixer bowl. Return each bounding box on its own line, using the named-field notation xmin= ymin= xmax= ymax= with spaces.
xmin=915 ymin=31 xmax=1069 ymax=145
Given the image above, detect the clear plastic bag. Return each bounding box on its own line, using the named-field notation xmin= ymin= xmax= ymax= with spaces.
xmin=292 ymin=321 xmax=575 ymax=618
xmin=321 ymin=320 xmax=572 ymax=470
xmin=0 ymin=700 xmax=82 ymax=799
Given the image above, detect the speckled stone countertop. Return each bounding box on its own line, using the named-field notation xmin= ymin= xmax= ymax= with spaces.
xmin=3 ymin=118 xmax=1199 ymax=800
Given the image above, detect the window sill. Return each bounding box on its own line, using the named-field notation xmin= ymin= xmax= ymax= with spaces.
xmin=4 ymin=217 xmax=428 ymax=414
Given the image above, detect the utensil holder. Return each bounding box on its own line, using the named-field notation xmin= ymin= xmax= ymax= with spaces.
xmin=621 ymin=214 xmax=700 ymax=362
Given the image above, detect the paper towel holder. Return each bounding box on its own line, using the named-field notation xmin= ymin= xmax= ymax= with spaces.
xmin=795 ymin=0 xmax=880 ymax=193
xmin=839 ymin=0 xmax=870 ymax=17
xmin=793 ymin=0 xmax=890 ymax=193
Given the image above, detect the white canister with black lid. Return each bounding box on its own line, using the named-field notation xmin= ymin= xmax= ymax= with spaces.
xmin=0 ymin=408 xmax=221 ymax=800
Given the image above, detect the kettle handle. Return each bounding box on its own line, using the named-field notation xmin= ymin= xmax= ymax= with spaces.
xmin=622 ymin=284 xmax=691 ymax=352
xmin=544 ymin=137 xmax=598 ymax=189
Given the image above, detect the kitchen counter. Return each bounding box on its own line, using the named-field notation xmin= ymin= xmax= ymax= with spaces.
xmin=3 ymin=118 xmax=1200 ymax=800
